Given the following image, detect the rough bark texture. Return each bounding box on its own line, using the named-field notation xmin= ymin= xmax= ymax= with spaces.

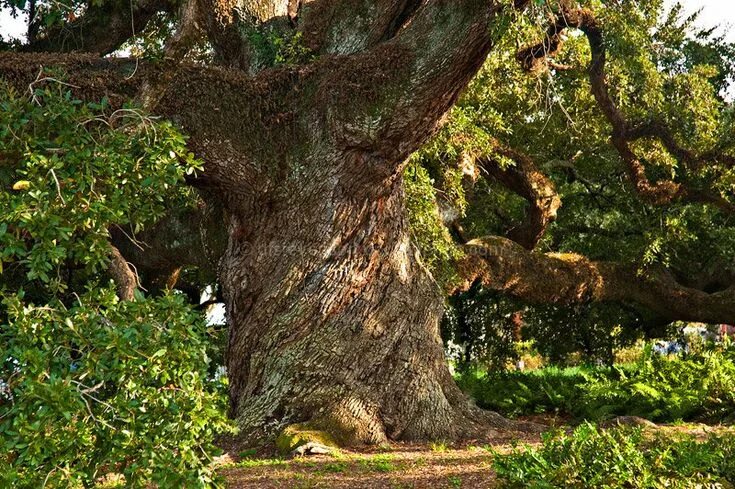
xmin=221 ymin=172 xmax=514 ymax=443
xmin=175 ymin=0 xmax=512 ymax=442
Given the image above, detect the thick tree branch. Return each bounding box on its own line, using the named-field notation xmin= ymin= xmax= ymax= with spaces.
xmin=0 ymin=53 xmax=152 ymax=104
xmin=199 ymin=0 xmax=425 ymax=71
xmin=0 ymin=52 xmax=289 ymax=192
xmin=297 ymin=0 xmax=424 ymax=54
xmin=23 ymin=0 xmax=172 ymax=55
xmin=325 ymin=0 xmax=504 ymax=172
xmin=478 ymin=147 xmax=561 ymax=250
xmin=3 ymin=1 xmax=518 ymax=221
xmin=163 ymin=0 xmax=204 ymax=60
xmin=455 ymin=236 xmax=735 ymax=324
xmin=3 ymin=1 xmax=510 ymax=195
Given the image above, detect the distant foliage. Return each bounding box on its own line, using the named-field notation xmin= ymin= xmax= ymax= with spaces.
xmin=441 ymin=283 xmax=643 ymax=370
xmin=440 ymin=284 xmax=520 ymax=371
xmin=459 ymin=345 xmax=735 ymax=422
xmin=493 ymin=423 xmax=735 ymax=488
xmin=406 ymin=0 xmax=735 ymax=356
xmin=521 ymin=303 xmax=644 ymax=366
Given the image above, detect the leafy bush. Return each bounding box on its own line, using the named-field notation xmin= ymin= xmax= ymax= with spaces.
xmin=0 ymin=289 xmax=232 ymax=488
xmin=0 ymin=77 xmax=232 ymax=487
xmin=460 ymin=345 xmax=735 ymax=422
xmin=580 ymin=346 xmax=735 ymax=422
xmin=493 ymin=423 xmax=735 ymax=488
xmin=0 ymin=81 xmax=201 ymax=297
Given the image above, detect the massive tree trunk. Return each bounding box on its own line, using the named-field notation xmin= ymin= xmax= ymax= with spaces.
xmin=166 ymin=0 xmax=513 ymax=443
xmin=221 ymin=168 xmax=509 ymax=443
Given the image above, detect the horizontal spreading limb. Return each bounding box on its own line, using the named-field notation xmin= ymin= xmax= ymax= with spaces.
xmin=455 ymin=236 xmax=735 ymax=324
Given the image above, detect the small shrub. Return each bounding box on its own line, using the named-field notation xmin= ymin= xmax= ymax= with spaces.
xmin=0 ymin=289 xmax=233 ymax=488
xmin=430 ymin=440 xmax=449 ymax=452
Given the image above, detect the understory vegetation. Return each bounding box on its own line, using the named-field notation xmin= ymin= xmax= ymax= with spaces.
xmin=458 ymin=344 xmax=735 ymax=423
xmin=493 ymin=424 xmax=735 ymax=488
xmin=0 ymin=86 xmax=232 ymax=487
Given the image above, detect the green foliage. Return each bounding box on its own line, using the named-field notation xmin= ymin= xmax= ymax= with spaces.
xmin=122 ymin=13 xmax=178 ymax=61
xmin=406 ymin=0 xmax=735 ymax=335
xmin=404 ymin=158 xmax=462 ymax=288
xmin=0 ymin=289 xmax=232 ymax=488
xmin=521 ymin=303 xmax=644 ymax=366
xmin=246 ymin=29 xmax=315 ymax=69
xmin=493 ymin=424 xmax=735 ymax=488
xmin=441 ymin=284 xmax=520 ymax=371
xmin=442 ymin=284 xmax=643 ymax=370
xmin=0 ymin=81 xmax=202 ymax=297
xmin=459 ymin=345 xmax=735 ymax=422
xmin=458 ymin=365 xmax=592 ymax=418
xmin=0 ymin=79 xmax=231 ymax=487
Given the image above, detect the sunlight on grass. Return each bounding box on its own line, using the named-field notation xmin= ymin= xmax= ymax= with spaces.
xmin=430 ymin=440 xmax=450 ymax=452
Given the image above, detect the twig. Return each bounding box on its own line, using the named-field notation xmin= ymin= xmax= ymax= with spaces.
xmin=28 ymin=66 xmax=80 ymax=105
xmin=48 ymin=168 xmax=66 ymax=205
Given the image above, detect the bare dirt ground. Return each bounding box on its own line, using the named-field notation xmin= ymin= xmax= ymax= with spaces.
xmin=218 ymin=419 xmax=549 ymax=489
xmin=218 ymin=417 xmax=735 ymax=489
xmin=222 ymin=446 xmax=500 ymax=489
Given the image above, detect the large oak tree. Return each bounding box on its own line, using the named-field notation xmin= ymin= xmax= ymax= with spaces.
xmin=2 ymin=0 xmax=735 ymax=445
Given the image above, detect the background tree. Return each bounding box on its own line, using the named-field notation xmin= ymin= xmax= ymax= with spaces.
xmin=408 ymin=0 xmax=735 ymax=365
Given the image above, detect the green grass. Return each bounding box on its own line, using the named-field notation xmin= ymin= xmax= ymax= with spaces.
xmin=237 ymin=448 xmax=258 ymax=459
xmin=430 ymin=440 xmax=450 ymax=452
xmin=226 ymin=457 xmax=288 ymax=469
xmin=315 ymin=462 xmax=348 ymax=475
xmin=357 ymin=454 xmax=400 ymax=473
xmin=448 ymin=475 xmax=462 ymax=487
